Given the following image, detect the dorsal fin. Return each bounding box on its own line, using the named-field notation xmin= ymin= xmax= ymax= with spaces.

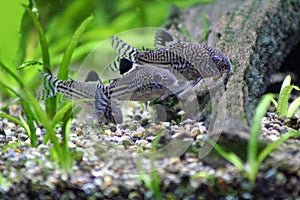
xmin=85 ymin=70 xmax=101 ymax=83
xmin=119 ymin=58 xmax=134 ymax=75
xmin=154 ymin=28 xmax=179 ymax=49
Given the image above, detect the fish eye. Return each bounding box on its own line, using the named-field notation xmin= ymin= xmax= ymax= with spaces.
xmin=212 ymin=55 xmax=221 ymax=63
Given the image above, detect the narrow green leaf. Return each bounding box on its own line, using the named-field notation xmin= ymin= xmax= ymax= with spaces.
xmin=0 ymin=113 xmax=24 ymax=128
xmin=209 ymin=140 xmax=244 ymax=170
xmin=0 ymin=82 xmax=23 ymax=99
xmin=57 ymin=15 xmax=94 ymax=80
xmin=22 ymin=4 xmax=56 ymax=119
xmin=279 ymin=75 xmax=292 ymax=95
xmin=151 ymin=129 xmax=164 ymax=152
xmin=279 ymin=75 xmax=291 ymax=95
xmin=21 ymin=100 xmax=37 ymax=147
xmin=0 ymin=173 xmax=10 ymax=190
xmin=287 ymin=97 xmax=300 ymax=117
xmin=247 ymin=93 xmax=274 ymax=182
xmin=22 ymin=4 xmax=51 ymax=73
xmin=61 ymin=118 xmax=73 ymax=170
xmin=0 ymin=60 xmax=24 ymax=88
xmin=17 ymin=60 xmax=42 ymax=71
xmin=51 ymin=99 xmax=90 ymax=127
xmin=43 ymin=98 xmax=90 ymax=144
xmin=277 ymin=85 xmax=299 ymax=116
xmin=258 ymin=131 xmax=300 ymax=165
xmin=18 ymin=115 xmax=31 ymax=138
xmin=271 ymin=98 xmax=278 ymax=108
xmin=23 ymin=87 xmax=62 ymax=157
xmin=192 ymin=172 xmax=215 ymax=185
xmin=1 ymin=142 xmax=25 ymax=153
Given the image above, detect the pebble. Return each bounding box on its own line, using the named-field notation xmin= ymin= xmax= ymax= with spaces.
xmin=132 ymin=131 xmax=143 ymax=138
xmin=0 ymin=105 xmax=299 ymax=199
xmin=104 ymin=175 xmax=112 ymax=187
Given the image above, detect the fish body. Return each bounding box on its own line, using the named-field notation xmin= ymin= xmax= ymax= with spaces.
xmin=109 ymin=29 xmax=231 ymax=82
xmin=154 ymin=29 xmax=232 ymax=78
xmin=109 ymin=35 xmax=200 ymax=81
xmin=39 ymin=59 xmax=186 ymax=124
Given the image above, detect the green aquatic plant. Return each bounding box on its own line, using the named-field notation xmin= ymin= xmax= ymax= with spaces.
xmin=211 ymin=93 xmax=300 ymax=183
xmin=271 ymin=75 xmax=300 ymax=117
xmin=0 ymin=4 xmax=92 ymax=169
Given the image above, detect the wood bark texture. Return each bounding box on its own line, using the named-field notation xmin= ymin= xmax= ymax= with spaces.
xmin=166 ymin=0 xmax=300 ymax=137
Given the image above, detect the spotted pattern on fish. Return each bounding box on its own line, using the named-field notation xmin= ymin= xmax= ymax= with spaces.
xmin=154 ymin=28 xmax=232 ymax=78
xmin=109 ymin=36 xmax=200 ymax=81
xmin=39 ymin=61 xmax=187 ymax=124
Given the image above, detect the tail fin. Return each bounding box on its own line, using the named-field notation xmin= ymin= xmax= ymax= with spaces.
xmin=109 ymin=36 xmax=139 ymax=62
xmin=38 ymin=71 xmax=62 ymax=100
xmin=39 ymin=71 xmax=100 ymax=100
xmin=108 ymin=57 xmax=121 ymax=72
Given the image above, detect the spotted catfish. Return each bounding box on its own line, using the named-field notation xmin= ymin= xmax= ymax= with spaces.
xmin=154 ymin=28 xmax=232 ymax=79
xmin=39 ymin=59 xmax=188 ymax=124
xmin=109 ymin=35 xmax=201 ymax=83
xmin=109 ymin=29 xmax=231 ymax=84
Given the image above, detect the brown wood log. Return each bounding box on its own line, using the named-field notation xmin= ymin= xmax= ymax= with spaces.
xmin=163 ymin=0 xmax=300 ymax=161
xmin=167 ymin=0 xmax=300 ymax=135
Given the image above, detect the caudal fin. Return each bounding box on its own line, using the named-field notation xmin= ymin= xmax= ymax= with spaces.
xmin=38 ymin=71 xmax=62 ymax=100
xmin=39 ymin=71 xmax=100 ymax=101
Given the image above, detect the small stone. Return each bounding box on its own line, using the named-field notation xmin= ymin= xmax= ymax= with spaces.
xmin=35 ymin=128 xmax=42 ymax=136
xmin=190 ymin=127 xmax=200 ymax=137
xmin=91 ymin=169 xmax=102 ymax=177
xmin=272 ymin=123 xmax=280 ymax=130
xmin=82 ymin=183 xmax=95 ymax=195
xmin=136 ymin=126 xmax=145 ymax=132
xmin=276 ymin=172 xmax=287 ymax=186
xmin=104 ymin=175 xmax=112 ymax=187
xmin=61 ymin=173 xmax=68 ymax=181
xmin=270 ymin=129 xmax=280 ymax=137
xmin=166 ymin=193 xmax=177 ymax=200
xmin=154 ymin=124 xmax=163 ymax=130
xmin=94 ymin=178 xmax=103 ymax=186
xmin=133 ymin=115 xmax=142 ymax=121
xmin=68 ymin=141 xmax=76 ymax=149
xmin=278 ymin=126 xmax=287 ymax=134
xmin=128 ymin=191 xmax=141 ymax=200
xmin=110 ymin=126 xmax=117 ymax=132
xmin=135 ymin=139 xmax=149 ymax=147
xmin=177 ymin=110 xmax=185 ymax=116
xmin=161 ymin=122 xmax=170 ymax=128
xmin=7 ymin=122 xmax=16 ymax=129
xmin=104 ymin=129 xmax=111 ymax=135
xmin=265 ymin=168 xmax=277 ymax=179
xmin=133 ymin=131 xmax=143 ymax=138
xmin=196 ymin=134 xmax=205 ymax=141
xmin=106 ymin=185 xmax=120 ymax=196
xmin=241 ymin=193 xmax=253 ymax=199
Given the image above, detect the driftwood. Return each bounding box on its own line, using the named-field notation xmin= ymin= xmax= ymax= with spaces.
xmin=165 ymin=0 xmax=300 ymax=160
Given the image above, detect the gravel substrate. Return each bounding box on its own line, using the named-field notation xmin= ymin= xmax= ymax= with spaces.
xmin=0 ymin=105 xmax=300 ymax=199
